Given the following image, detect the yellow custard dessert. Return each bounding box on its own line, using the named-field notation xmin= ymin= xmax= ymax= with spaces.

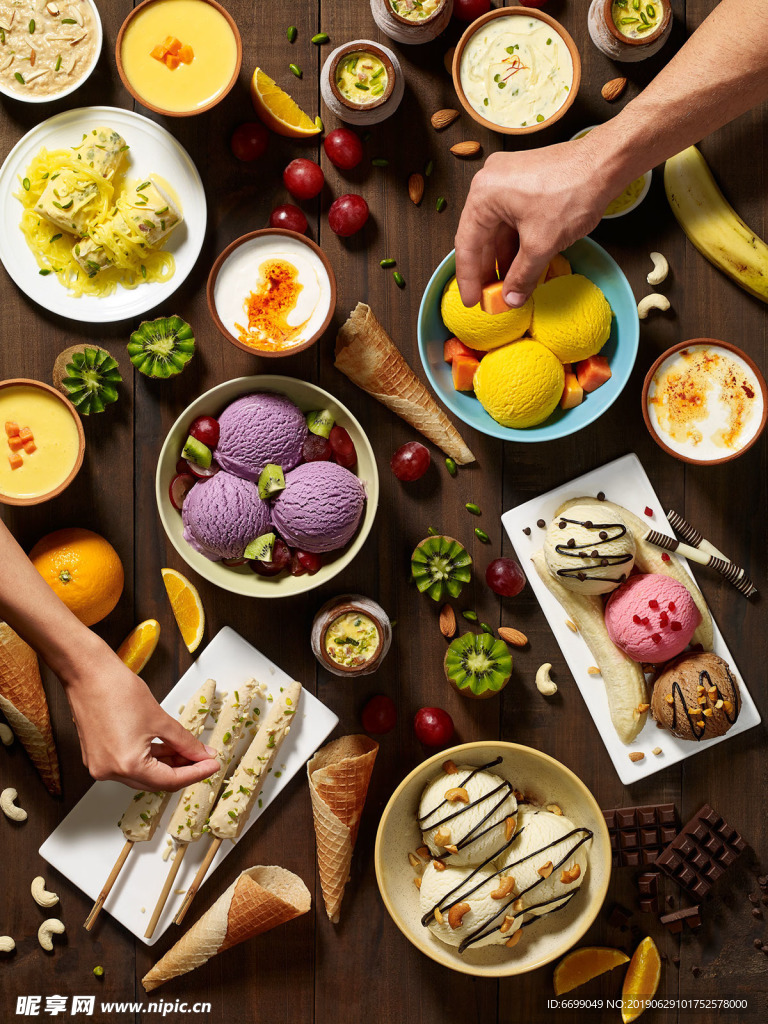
xmin=0 ymin=386 xmax=81 ymax=501
xmin=335 ymin=52 xmax=389 ymax=105
xmin=119 ymin=0 xmax=239 ymax=114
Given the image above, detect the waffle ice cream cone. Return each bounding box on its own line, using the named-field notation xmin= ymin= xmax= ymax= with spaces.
xmin=0 ymin=622 xmax=60 ymax=794
xmin=142 ymin=865 xmax=310 ymax=992
xmin=308 ymin=734 xmax=379 ymax=923
xmin=335 ymin=303 xmax=475 ymax=465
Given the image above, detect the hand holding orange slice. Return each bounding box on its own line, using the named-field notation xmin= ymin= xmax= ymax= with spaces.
xmin=161 ymin=568 xmax=204 ymax=653
xmin=117 ymin=619 xmax=161 ymax=674
xmin=553 ymin=946 xmax=630 ymax=995
xmin=250 ymin=68 xmax=320 ymax=137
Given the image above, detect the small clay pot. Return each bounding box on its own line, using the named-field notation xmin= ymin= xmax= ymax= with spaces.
xmin=588 ymin=0 xmax=672 ymax=63
xmin=321 ymin=40 xmax=404 ymax=126
xmin=370 ymin=0 xmax=453 ymax=46
xmin=311 ymin=594 xmax=392 ymax=677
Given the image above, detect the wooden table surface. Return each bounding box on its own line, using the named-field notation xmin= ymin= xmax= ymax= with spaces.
xmin=1 ymin=1 xmax=766 ymax=1021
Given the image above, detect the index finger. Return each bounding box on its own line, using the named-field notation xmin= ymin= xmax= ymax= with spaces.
xmin=125 ymin=756 xmax=220 ymax=793
xmin=455 ymin=193 xmax=508 ymax=308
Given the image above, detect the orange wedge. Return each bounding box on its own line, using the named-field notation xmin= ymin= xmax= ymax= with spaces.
xmin=161 ymin=569 xmax=204 ymax=653
xmin=117 ymin=619 xmax=161 ymax=674
xmin=553 ymin=946 xmax=630 ymax=995
xmin=621 ymin=936 xmax=661 ymax=1023
xmin=250 ymin=68 xmax=320 ymax=138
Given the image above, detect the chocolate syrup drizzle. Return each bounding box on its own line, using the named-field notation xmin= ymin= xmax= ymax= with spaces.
xmin=552 ymin=516 xmax=633 ymax=584
xmin=668 ymin=666 xmax=740 ymax=741
xmin=418 ymin=758 xmax=594 ymax=951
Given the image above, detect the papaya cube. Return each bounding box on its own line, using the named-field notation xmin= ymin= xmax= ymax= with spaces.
xmin=546 ymin=253 xmax=572 ymax=280
xmin=178 ymin=44 xmax=194 ymax=64
xmin=163 ymin=36 xmax=182 ymax=55
xmin=560 ymin=371 xmax=584 ymax=410
xmin=480 ymin=280 xmax=509 ymax=315
xmin=4 ymin=421 xmax=19 ymax=437
xmin=7 ymin=435 xmax=24 ymax=451
xmin=18 ymin=426 xmax=33 ymax=443
xmin=23 ymin=440 xmax=36 ymax=454
xmin=165 ymin=52 xmax=181 ymax=70
xmin=8 ymin=452 xmax=23 ymax=470
xmin=452 ymin=354 xmax=480 ymax=392
xmin=444 ymin=337 xmax=479 ymax=364
xmin=150 ymin=44 xmax=168 ymax=62
xmin=576 ymin=355 xmax=612 ymax=393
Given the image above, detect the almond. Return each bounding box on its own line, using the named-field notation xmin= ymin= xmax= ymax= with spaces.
xmin=439 ymin=604 xmax=457 ymax=638
xmin=628 ymin=751 xmax=645 ymax=763
xmin=498 ymin=627 xmax=527 ymax=647
xmin=431 ymin=108 xmax=459 ymax=130
xmin=408 ymin=172 xmax=424 ymax=206
xmin=450 ymin=141 xmax=481 ymax=158
xmin=601 ymin=77 xmax=627 ymax=102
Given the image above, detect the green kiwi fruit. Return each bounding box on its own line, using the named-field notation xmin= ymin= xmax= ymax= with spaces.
xmin=410 ymin=535 xmax=472 ymax=601
xmin=52 ymin=344 xmax=122 ymax=415
xmin=306 ymin=409 xmax=334 ymax=438
xmin=244 ymin=533 xmax=276 ymax=561
xmin=444 ymin=632 xmax=512 ymax=699
xmin=258 ymin=464 xmax=285 ymax=500
xmin=127 ymin=315 xmax=195 ymax=378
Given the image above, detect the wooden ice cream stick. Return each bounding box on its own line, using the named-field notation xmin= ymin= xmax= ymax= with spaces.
xmin=84 ymin=840 xmax=134 ymax=931
xmin=665 ymin=511 xmax=758 ymax=598
xmin=644 ymin=529 xmax=757 ymax=593
xmin=145 ymin=845 xmax=188 ymax=939
xmin=173 ymin=838 xmax=222 ymax=926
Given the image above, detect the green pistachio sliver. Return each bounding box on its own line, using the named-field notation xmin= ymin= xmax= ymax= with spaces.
xmin=481 ymin=622 xmax=494 ymax=635
xmin=228 ymin=810 xmax=237 ymax=820
xmin=61 ymin=17 xmax=76 ymax=23
xmin=536 ymin=114 xmax=545 ymax=123
xmin=380 ymin=258 xmax=396 ymax=268
xmin=620 ymin=17 xmax=639 ymax=24
xmin=136 ymin=180 xmax=151 ymax=191
xmin=424 ymin=159 xmax=434 ymax=177
xmin=427 ymin=526 xmax=438 ymax=536
xmin=393 ymin=270 xmax=405 ymax=289
xmin=222 ymin=731 xmax=231 ymax=744
xmin=371 ymin=85 xmax=384 ymax=96
xmin=14 ymin=72 xmax=24 ymax=85
xmin=22 ymin=177 xmax=30 ymax=191
xmin=289 ymin=63 xmax=302 ymax=78
xmin=355 ymin=82 xmax=370 ymax=91
xmin=436 ymin=196 xmax=447 ymax=213
xmin=311 ymin=32 xmax=329 ymax=44
xmin=445 ymin=457 xmax=457 ymax=477
xmin=371 ymin=66 xmax=384 ymax=80
xmin=29 ymin=19 xmax=35 ymax=33
xmin=475 ymin=528 xmax=490 ymax=544
xmin=49 ymin=233 xmax=61 ymax=243
xmin=287 ymin=25 xmax=297 ymax=42
xmin=0 ymin=28 xmax=5 ymax=43
xmin=38 ymin=268 xmax=51 ymax=276
xmin=646 ymin=3 xmax=656 ymax=16
xmin=371 ymin=157 xmax=388 ymax=166
xmin=93 ymin=966 xmax=104 ymax=978
xmin=55 ymin=55 xmax=61 ymax=71
xmin=465 ymin=503 xmax=481 ymax=516
xmin=462 ymin=610 xmax=478 ymax=622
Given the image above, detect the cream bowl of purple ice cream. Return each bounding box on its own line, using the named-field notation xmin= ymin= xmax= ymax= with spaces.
xmin=156 ymin=376 xmax=379 ymax=598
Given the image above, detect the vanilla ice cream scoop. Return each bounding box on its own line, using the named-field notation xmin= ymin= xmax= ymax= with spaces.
xmin=419 ymin=861 xmax=522 ymax=950
xmin=544 ymin=501 xmax=636 ymax=595
xmin=418 ymin=760 xmax=518 ymax=868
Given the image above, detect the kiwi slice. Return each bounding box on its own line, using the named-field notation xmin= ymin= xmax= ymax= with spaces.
xmin=444 ymin=632 xmax=513 ymax=700
xmin=411 ymin=535 xmax=472 ymax=601
xmin=182 ymin=435 xmax=211 ymax=468
xmin=306 ymin=409 xmax=334 ymax=439
xmin=258 ymin=464 xmax=285 ymax=500
xmin=127 ymin=315 xmax=195 ymax=379
xmin=52 ymin=344 xmax=121 ymax=415
xmin=244 ymin=532 xmax=275 ymax=561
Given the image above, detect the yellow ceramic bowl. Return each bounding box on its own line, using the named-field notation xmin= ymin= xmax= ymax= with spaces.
xmin=374 ymin=741 xmax=611 ymax=977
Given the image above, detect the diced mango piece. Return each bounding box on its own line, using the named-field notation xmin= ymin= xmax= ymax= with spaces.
xmin=444 ymin=337 xmax=481 ymax=364
xmin=8 ymin=452 xmax=23 ymax=470
xmin=150 ymin=44 xmax=168 ymax=62
xmin=560 ymin=371 xmax=584 ymax=410
xmin=576 ymin=355 xmax=612 ymax=393
xmin=480 ymin=280 xmax=509 ymax=315
xmin=452 ymin=354 xmax=480 ymax=392
xmin=4 ymin=421 xmax=19 ymax=437
xmin=18 ymin=426 xmax=33 ymax=443
xmin=165 ymin=52 xmax=181 ymax=70
xmin=8 ymin=435 xmax=24 ymax=451
xmin=163 ymin=36 xmax=182 ymax=55
xmin=178 ymin=44 xmax=194 ymax=64
xmin=546 ymin=253 xmax=572 ymax=280
xmin=23 ymin=440 xmax=36 ymax=455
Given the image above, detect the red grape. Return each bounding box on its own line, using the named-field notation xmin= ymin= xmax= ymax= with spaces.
xmin=390 ymin=442 xmax=430 ymax=482
xmin=414 ymin=707 xmax=454 ymax=747
xmin=290 ymin=551 xmax=307 ymax=576
xmin=361 ymin=694 xmax=397 ymax=734
xmin=328 ymin=194 xmax=369 ymax=237
xmin=323 ymin=128 xmax=364 ymax=170
xmin=302 ymin=434 xmax=332 ymax=462
xmin=453 ymin=0 xmax=491 ymax=21
xmin=329 ymin=425 xmax=357 ymax=468
xmin=296 ymin=550 xmax=322 ymax=575
xmin=486 ymin=558 xmax=526 ymax=597
xmin=169 ymin=473 xmax=195 ymax=511
xmin=249 ymin=538 xmax=292 ymax=577
xmin=283 ymin=158 xmax=324 ymax=200
xmin=189 ymin=415 xmax=220 ymax=449
xmin=230 ymin=122 xmax=270 ymax=162
xmin=185 ymin=459 xmax=219 ymax=479
xmin=269 ymin=204 xmax=308 ymax=234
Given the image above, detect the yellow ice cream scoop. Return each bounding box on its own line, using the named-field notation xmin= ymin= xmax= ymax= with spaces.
xmin=531 ymin=274 xmax=612 ymax=364
xmin=474 ymin=340 xmax=564 ymax=429
xmin=441 ymin=276 xmax=532 ymax=352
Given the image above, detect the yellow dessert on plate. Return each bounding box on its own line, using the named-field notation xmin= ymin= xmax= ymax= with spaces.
xmin=0 ymin=384 xmax=81 ymax=503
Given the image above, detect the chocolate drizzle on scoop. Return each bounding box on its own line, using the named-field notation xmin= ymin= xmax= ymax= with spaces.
xmin=668 ymin=666 xmax=740 ymax=741
xmin=553 ymin=516 xmax=633 ymax=584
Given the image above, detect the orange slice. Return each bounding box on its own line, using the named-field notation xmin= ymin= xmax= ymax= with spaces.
xmin=621 ymin=936 xmax=661 ymax=1023
xmin=161 ymin=569 xmax=205 ymax=653
xmin=553 ymin=946 xmax=630 ymax=995
xmin=250 ymin=68 xmax=320 ymax=138
xmin=117 ymin=619 xmax=161 ymax=674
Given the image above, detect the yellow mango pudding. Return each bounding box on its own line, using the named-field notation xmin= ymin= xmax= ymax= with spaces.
xmin=0 ymin=381 xmax=84 ymax=505
xmin=311 ymin=594 xmax=393 ymax=677
xmin=611 ymin=0 xmax=665 ymax=40
xmin=117 ymin=0 xmax=241 ymax=116
xmin=334 ymin=50 xmax=391 ymax=107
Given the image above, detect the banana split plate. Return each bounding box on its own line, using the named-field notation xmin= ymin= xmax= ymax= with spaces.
xmin=39 ymin=626 xmax=338 ymax=944
xmin=501 ymin=453 xmax=760 ymax=785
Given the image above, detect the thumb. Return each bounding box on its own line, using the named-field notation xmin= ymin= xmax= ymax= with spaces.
xmin=154 ymin=711 xmax=218 ymax=764
xmin=501 ymin=237 xmax=551 ymax=308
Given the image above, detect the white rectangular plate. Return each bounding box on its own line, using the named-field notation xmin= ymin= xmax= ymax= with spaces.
xmin=40 ymin=626 xmax=338 ymax=944
xmin=501 ymin=453 xmax=760 ymax=785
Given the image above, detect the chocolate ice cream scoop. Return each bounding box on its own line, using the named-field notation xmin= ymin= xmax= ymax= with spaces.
xmin=651 ymin=652 xmax=741 ymax=741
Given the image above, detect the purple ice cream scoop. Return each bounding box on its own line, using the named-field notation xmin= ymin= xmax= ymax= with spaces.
xmin=271 ymin=462 xmax=366 ymax=554
xmin=215 ymin=392 xmax=308 ymax=481
xmin=182 ymin=470 xmax=271 ymax=561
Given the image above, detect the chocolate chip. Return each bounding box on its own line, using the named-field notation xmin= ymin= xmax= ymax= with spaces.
xmin=522 ymin=527 xmax=531 ymax=536
xmin=558 ymin=520 xmax=566 ymax=529
xmin=692 ymin=966 xmax=701 ymax=977
xmin=536 ymin=519 xmax=545 ymax=529
xmin=599 ymin=531 xmax=608 ymax=540
xmin=597 ymin=491 xmax=606 ymax=501
xmin=591 ymin=549 xmax=599 ymax=558
xmin=601 ymin=559 xmax=609 ymax=566
xmin=577 ymin=572 xmax=586 ymax=581
xmin=566 ymin=537 xmax=575 ymax=547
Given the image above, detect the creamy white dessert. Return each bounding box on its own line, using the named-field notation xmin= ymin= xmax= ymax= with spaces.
xmin=419 ymin=861 xmax=523 ymax=949
xmin=544 ymin=501 xmax=636 ymax=594
xmin=460 ymin=15 xmax=573 ymax=129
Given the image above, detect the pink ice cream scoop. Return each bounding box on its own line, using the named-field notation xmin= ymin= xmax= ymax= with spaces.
xmin=215 ymin=392 xmax=308 ymax=481
xmin=271 ymin=461 xmax=366 ymax=554
xmin=604 ymin=573 xmax=701 ymax=663
xmin=182 ymin=470 xmax=271 ymax=561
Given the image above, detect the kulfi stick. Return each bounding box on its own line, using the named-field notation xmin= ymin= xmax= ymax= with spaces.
xmin=84 ymin=679 xmax=217 ymax=931
xmin=173 ymin=682 xmax=301 ymax=926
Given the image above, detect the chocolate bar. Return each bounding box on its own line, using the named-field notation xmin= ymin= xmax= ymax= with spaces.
xmin=659 ymin=905 xmax=702 ymax=933
xmin=636 ymin=871 xmax=660 ymax=914
xmin=603 ymin=804 xmax=679 ymax=867
xmin=656 ymin=804 xmax=746 ymax=898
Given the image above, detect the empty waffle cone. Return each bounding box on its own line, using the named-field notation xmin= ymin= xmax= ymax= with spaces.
xmin=335 ymin=302 xmax=475 ymax=465
xmin=0 ymin=622 xmax=60 ymax=795
xmin=142 ymin=865 xmax=310 ymax=992
xmin=308 ymin=734 xmax=378 ymax=923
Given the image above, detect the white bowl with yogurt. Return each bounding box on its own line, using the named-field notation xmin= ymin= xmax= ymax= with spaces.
xmin=453 ymin=6 xmax=580 ymax=135
xmin=643 ymin=340 xmax=767 ymax=465
xmin=206 ymin=229 xmax=337 ymax=358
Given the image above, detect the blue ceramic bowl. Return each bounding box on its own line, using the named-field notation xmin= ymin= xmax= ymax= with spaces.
xmin=417 ymin=237 xmax=639 ymax=443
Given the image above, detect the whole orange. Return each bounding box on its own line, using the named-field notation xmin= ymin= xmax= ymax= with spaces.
xmin=29 ymin=527 xmax=124 ymax=627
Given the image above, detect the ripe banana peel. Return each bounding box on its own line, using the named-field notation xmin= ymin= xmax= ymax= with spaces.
xmin=664 ymin=145 xmax=768 ymax=303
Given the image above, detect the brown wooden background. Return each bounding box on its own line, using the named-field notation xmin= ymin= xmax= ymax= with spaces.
xmin=0 ymin=1 xmax=766 ymax=1021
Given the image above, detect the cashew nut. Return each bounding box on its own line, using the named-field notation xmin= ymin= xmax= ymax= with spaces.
xmin=0 ymin=723 xmax=13 ymax=746
xmin=444 ymin=787 xmax=469 ymax=804
xmin=37 ymin=919 xmax=65 ymax=952
xmin=535 ymin=663 xmax=557 ymax=697
xmin=0 ymin=936 xmax=15 ymax=953
xmin=1 ymin=788 xmax=27 ymax=822
xmin=647 ymin=251 xmax=669 ymax=286
xmin=637 ymin=293 xmax=671 ymax=319
xmin=31 ymin=877 xmax=59 ymax=909
xmin=448 ymin=902 xmax=471 ymax=930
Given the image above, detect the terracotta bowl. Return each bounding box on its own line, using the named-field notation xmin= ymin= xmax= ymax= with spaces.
xmin=642 ymin=339 xmax=768 ymax=465
xmin=452 ymin=6 xmax=581 ymax=136
xmin=375 ymin=741 xmax=611 ymax=977
xmin=329 ymin=42 xmax=396 ymax=113
xmin=206 ymin=229 xmax=337 ymax=359
xmin=115 ymin=0 xmax=242 ymax=118
xmin=0 ymin=379 xmax=85 ymax=507
xmin=603 ymin=0 xmax=672 ymax=49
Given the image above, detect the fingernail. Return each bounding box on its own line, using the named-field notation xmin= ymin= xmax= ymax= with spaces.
xmin=504 ymin=291 xmax=527 ymax=308
xmin=204 ymin=745 xmax=217 ymax=757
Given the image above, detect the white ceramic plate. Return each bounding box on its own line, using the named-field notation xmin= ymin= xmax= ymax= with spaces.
xmin=501 ymin=453 xmax=760 ymax=785
xmin=0 ymin=106 xmax=206 ymax=322
xmin=39 ymin=626 xmax=338 ymax=944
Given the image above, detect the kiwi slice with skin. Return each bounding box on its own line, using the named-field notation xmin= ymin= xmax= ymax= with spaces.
xmin=52 ymin=344 xmax=122 ymax=415
xmin=444 ymin=632 xmax=513 ymax=699
xmin=411 ymin=535 xmax=472 ymax=601
xmin=244 ymin=532 xmax=276 ymax=561
xmin=258 ymin=464 xmax=285 ymax=500
xmin=127 ymin=315 xmax=195 ymax=379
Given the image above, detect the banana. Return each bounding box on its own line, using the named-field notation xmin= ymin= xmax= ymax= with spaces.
xmin=664 ymin=145 xmax=768 ymax=303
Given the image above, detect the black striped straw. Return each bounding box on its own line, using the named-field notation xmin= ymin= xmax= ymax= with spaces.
xmin=666 ymin=510 xmax=758 ymax=599
xmin=645 ymin=529 xmax=757 ymax=596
